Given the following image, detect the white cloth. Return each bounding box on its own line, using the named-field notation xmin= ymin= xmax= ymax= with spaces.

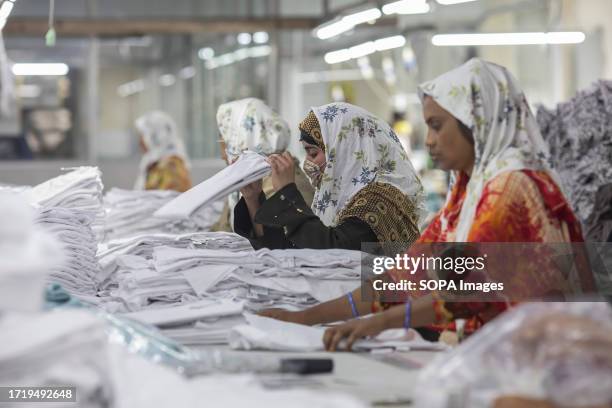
xmin=37 ymin=207 xmax=101 ymax=296
xmin=229 ymin=314 xmax=447 ymax=352
xmin=307 ymin=103 xmax=425 ymax=226
xmin=103 ymin=188 xmax=223 ymax=240
xmin=134 ymin=111 xmax=190 ymax=190
xmin=154 ymin=151 xmax=270 ymax=220
xmin=122 ymin=298 xmax=244 ymax=326
xmin=418 ymin=58 xmax=561 ymax=241
xmin=27 ymin=166 xmax=105 ymax=239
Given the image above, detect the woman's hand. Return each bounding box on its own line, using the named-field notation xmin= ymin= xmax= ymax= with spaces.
xmin=240 ymin=179 xmax=263 ymax=201
xmin=258 ymin=308 xmax=308 ymax=325
xmin=323 ymin=314 xmax=388 ymax=352
xmin=267 ymin=152 xmax=295 ymax=192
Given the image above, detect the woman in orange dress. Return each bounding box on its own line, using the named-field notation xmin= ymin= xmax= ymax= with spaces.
xmin=134 ymin=111 xmax=192 ymax=192
xmin=259 ymin=58 xmax=592 ymax=350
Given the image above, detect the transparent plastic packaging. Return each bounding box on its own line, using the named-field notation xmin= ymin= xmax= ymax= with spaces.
xmin=414 ymin=302 xmax=612 ymax=408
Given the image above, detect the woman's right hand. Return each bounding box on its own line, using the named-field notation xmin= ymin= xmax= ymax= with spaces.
xmin=258 ymin=308 xmax=309 ymax=325
xmin=240 ymin=179 xmax=263 ymax=201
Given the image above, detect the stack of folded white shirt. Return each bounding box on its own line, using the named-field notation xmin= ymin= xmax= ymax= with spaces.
xmin=97 ymin=232 xmax=252 ymax=290
xmin=37 ymin=207 xmax=101 ymax=297
xmin=108 ymin=246 xmax=360 ymax=313
xmin=28 ymin=166 xmax=105 ymax=239
xmin=103 ymin=188 xmax=224 ymax=241
xmin=155 ymin=151 xmax=270 ymax=220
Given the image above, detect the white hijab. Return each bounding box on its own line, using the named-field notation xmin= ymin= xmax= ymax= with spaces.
xmin=216 ymin=98 xmax=290 ymax=163
xmin=309 ymin=103 xmax=424 ymax=227
xmin=134 ymin=111 xmax=190 ymax=190
xmin=418 ymin=58 xmax=560 ymax=241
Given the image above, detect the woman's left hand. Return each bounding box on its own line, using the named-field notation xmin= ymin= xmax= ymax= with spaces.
xmin=323 ymin=314 xmax=387 ymax=351
xmin=267 ymin=152 xmax=295 ymax=192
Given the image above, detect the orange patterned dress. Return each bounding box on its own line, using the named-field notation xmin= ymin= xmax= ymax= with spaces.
xmin=144 ymin=155 xmax=192 ymax=193
xmin=379 ymin=169 xmax=588 ymax=335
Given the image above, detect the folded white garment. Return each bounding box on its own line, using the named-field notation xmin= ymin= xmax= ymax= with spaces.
xmin=155 ymin=151 xmax=270 ymax=219
xmin=122 ymin=298 xmax=244 ymax=326
xmin=103 ymin=188 xmax=224 ymax=240
xmin=28 ymin=167 xmax=105 ymax=239
xmin=229 ymin=314 xmax=447 ymax=352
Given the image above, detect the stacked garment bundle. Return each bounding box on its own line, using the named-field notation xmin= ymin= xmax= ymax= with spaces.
xmin=96 ymin=232 xmax=253 ymax=312
xmin=27 ymin=166 xmax=105 ymax=239
xmin=536 ymin=80 xmax=612 ymax=236
xmin=103 ymin=188 xmax=224 ymax=241
xmin=101 ymin=246 xmax=361 ymax=346
xmin=37 ymin=207 xmax=102 ymax=298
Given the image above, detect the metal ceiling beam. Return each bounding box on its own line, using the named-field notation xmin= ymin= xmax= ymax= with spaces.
xmin=3 ymin=17 xmax=321 ymax=36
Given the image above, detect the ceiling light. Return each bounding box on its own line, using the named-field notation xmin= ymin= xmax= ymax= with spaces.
xmin=117 ymin=79 xmax=145 ymax=97
xmin=343 ymin=8 xmax=382 ymax=25
xmin=237 ymin=33 xmax=252 ymax=45
xmin=198 ymin=47 xmax=215 ymax=60
xmin=432 ymin=31 xmax=586 ymax=46
xmin=178 ymin=66 xmax=196 ymax=79
xmin=374 ymin=35 xmax=406 ymax=51
xmin=0 ymin=0 xmax=15 ymax=20
xmin=316 ymin=7 xmax=382 ymax=40
xmin=249 ymin=45 xmax=272 ymax=58
xmin=12 ymin=63 xmax=69 ymax=76
xmin=316 ymin=19 xmax=355 ymax=40
xmin=158 ymin=74 xmax=176 ymax=87
xmin=324 ymin=49 xmax=351 ymax=64
xmin=382 ymin=0 xmax=430 ymax=15
xmin=349 ymin=41 xmax=376 ymax=59
xmin=253 ymin=31 xmax=269 ymax=44
xmin=436 ymin=0 xmax=477 ymax=4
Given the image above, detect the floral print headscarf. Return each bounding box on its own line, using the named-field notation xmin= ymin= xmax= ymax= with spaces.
xmin=300 ymin=103 xmax=425 ymax=238
xmin=216 ymin=98 xmax=290 ymax=163
xmin=418 ymin=58 xmax=561 ymax=241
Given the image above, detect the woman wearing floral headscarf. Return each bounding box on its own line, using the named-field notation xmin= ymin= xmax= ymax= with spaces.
xmin=134 ymin=111 xmax=192 ymax=192
xmin=235 ymin=102 xmax=424 ymax=251
xmin=212 ymin=98 xmax=314 ymax=232
xmin=260 ymin=59 xmax=591 ymax=350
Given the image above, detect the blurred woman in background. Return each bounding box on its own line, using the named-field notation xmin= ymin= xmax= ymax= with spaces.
xmin=134 ymin=110 xmax=192 ymax=192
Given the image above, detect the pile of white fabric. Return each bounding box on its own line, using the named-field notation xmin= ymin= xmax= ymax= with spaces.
xmin=28 ymin=166 xmax=105 ymax=238
xmin=103 ymin=188 xmax=224 ymax=241
xmin=37 ymin=207 xmax=101 ymax=297
xmin=97 ymin=232 xmax=252 ymax=289
xmin=100 ymin=246 xmax=361 ymax=345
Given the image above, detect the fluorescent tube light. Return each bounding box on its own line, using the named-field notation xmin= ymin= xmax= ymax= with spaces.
xmin=382 ymin=0 xmax=430 ymax=15
xmin=324 ymin=49 xmax=351 ymax=64
xmin=374 ymin=35 xmax=406 ymax=51
xmin=432 ymin=31 xmax=586 ymax=46
xmin=349 ymin=41 xmax=376 ymax=59
xmin=343 ymin=8 xmax=382 ymax=25
xmin=436 ymin=0 xmax=477 ymax=4
xmin=12 ymin=63 xmax=69 ymax=76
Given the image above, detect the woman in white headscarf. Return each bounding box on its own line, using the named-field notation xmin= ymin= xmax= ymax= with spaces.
xmin=134 ymin=111 xmax=192 ymax=192
xmin=235 ymin=102 xmax=424 ymax=251
xmin=260 ymin=59 xmax=591 ymax=350
xmin=212 ymin=97 xmax=314 ymax=232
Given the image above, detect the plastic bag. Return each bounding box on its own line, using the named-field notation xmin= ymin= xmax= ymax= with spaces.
xmin=414 ymin=302 xmax=612 ymax=408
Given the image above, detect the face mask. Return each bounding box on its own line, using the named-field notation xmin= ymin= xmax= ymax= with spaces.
xmin=302 ymin=159 xmax=324 ymax=188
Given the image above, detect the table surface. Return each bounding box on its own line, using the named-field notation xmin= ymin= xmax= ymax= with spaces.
xmin=190 ymin=346 xmax=441 ymax=407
